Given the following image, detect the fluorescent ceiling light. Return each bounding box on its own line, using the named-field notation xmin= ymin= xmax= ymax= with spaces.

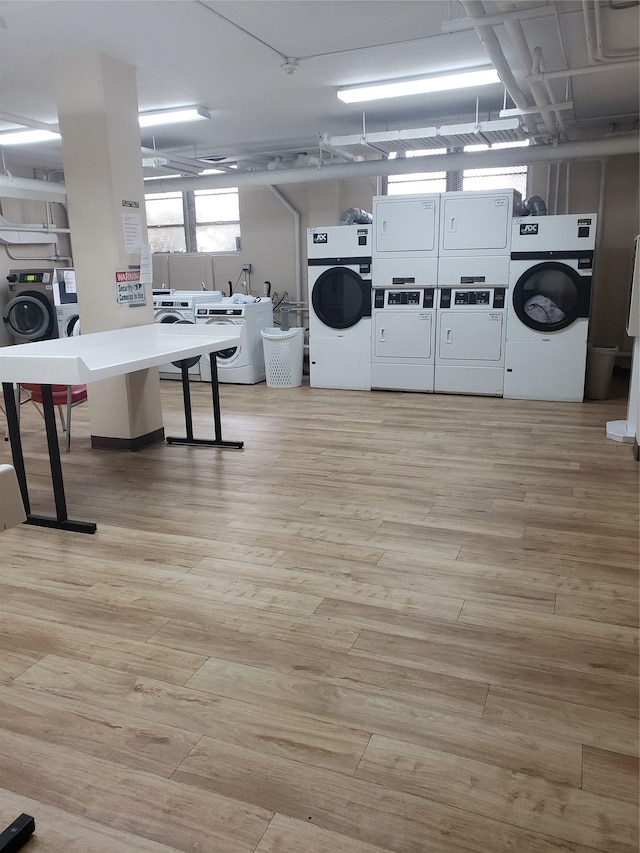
xmin=0 ymin=129 xmax=61 ymax=145
xmin=337 ymin=69 xmax=501 ymax=104
xmin=138 ymin=106 xmax=211 ymax=128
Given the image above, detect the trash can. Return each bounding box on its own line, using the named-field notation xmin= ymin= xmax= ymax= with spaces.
xmin=585 ymin=345 xmax=618 ymax=400
xmin=260 ymin=327 xmax=304 ymax=388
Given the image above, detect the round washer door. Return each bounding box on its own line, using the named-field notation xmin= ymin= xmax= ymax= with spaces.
xmin=512 ymin=262 xmax=591 ymax=333
xmin=203 ymin=317 xmax=241 ymax=364
xmin=162 ymin=317 xmax=200 ymax=369
xmin=66 ymin=314 xmax=81 ymax=337
xmin=312 ymin=267 xmax=371 ymax=330
xmin=3 ymin=291 xmax=55 ymax=341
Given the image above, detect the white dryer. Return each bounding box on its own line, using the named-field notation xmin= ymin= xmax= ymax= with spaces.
xmin=505 ymin=213 xmax=597 ymax=402
xmin=56 ymin=303 xmax=81 ymax=338
xmin=371 ymin=288 xmax=436 ymax=392
xmin=372 ymin=194 xmax=440 ymax=287
xmin=438 ymin=189 xmax=521 ymax=287
xmin=308 ymin=224 xmax=373 ymax=390
xmin=197 ymin=298 xmax=273 ymax=384
xmin=435 ymin=286 xmax=508 ymax=396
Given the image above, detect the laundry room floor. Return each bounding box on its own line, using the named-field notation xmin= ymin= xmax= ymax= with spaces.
xmin=0 ymin=375 xmax=638 ymax=852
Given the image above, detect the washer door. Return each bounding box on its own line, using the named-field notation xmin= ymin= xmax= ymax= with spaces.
xmin=3 ymin=291 xmax=55 ymax=341
xmin=161 ymin=317 xmax=200 ymax=369
xmin=203 ymin=317 xmax=241 ymax=364
xmin=512 ymin=262 xmax=590 ymax=333
xmin=312 ymin=267 xmax=371 ymax=329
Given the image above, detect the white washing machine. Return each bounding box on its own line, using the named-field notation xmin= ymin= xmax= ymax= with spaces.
xmin=371 ymin=288 xmax=436 ymax=392
xmin=435 ymin=286 xmax=508 ymax=396
xmin=505 ymin=213 xmax=597 ymax=402
xmin=3 ymin=268 xmax=76 ymax=343
xmin=56 ymin=303 xmax=81 ymax=338
xmin=153 ymin=293 xmax=209 ymax=380
xmin=197 ymin=298 xmax=273 ymax=384
xmin=372 ymin=194 xmax=440 ymax=287
xmin=438 ymin=189 xmax=521 ymax=287
xmin=308 ymin=224 xmax=372 ymax=390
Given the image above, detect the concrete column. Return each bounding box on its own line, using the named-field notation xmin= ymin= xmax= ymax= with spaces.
xmin=54 ymin=52 xmax=164 ymax=450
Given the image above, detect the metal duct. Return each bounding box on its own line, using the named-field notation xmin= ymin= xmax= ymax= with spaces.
xmin=339 ymin=208 xmax=373 ymax=225
xmin=144 ymin=135 xmax=639 ymax=193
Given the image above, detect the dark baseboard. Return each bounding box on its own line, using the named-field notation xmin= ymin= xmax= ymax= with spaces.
xmin=91 ymin=427 xmax=165 ymax=452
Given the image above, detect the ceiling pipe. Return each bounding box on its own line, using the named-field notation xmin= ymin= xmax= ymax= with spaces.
xmin=530 ymin=58 xmax=640 ymax=81
xmin=144 ymin=135 xmax=639 ymax=193
xmin=493 ymin=1 xmax=559 ymax=138
xmin=442 ymin=4 xmax=555 ymax=32
xmin=0 ymin=174 xmax=67 ymax=203
xmin=458 ymin=0 xmax=539 ymax=138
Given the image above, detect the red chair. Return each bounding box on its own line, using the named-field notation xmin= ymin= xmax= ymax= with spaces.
xmin=19 ymin=383 xmax=88 ymax=452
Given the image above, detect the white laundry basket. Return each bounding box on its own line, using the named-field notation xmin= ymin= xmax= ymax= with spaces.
xmin=260 ymin=327 xmax=304 ymax=387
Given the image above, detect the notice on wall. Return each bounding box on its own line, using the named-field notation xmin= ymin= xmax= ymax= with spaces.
xmin=115 ymin=270 xmax=146 ymax=306
xmin=63 ymin=269 xmax=77 ymax=294
xmin=122 ymin=212 xmax=142 ymax=253
xmin=139 ymin=244 xmax=153 ymax=284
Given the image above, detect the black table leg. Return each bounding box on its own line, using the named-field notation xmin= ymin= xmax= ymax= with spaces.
xmin=0 ymin=813 xmax=35 ymax=852
xmin=166 ymin=353 xmax=243 ymax=450
xmin=2 ymin=382 xmax=96 ymax=534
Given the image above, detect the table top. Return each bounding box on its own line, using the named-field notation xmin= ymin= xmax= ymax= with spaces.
xmin=0 ymin=323 xmax=242 ymax=384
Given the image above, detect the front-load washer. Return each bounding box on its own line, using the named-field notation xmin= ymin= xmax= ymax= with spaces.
xmin=435 ymin=286 xmax=507 ymax=396
xmin=3 ymin=268 xmax=76 ymax=344
xmin=308 ymin=224 xmax=372 ymax=390
xmin=153 ymin=294 xmax=202 ymax=380
xmin=197 ymin=298 xmax=273 ymax=384
xmin=371 ymin=288 xmax=436 ymax=392
xmin=56 ymin=303 xmax=81 ymax=338
xmin=372 ymin=193 xmax=440 ymax=287
xmin=438 ymin=189 xmax=521 ymax=286
xmin=504 ymin=213 xmax=597 ymax=402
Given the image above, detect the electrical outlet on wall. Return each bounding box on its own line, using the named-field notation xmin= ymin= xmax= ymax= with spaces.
xmin=242 ymin=263 xmax=252 ymax=273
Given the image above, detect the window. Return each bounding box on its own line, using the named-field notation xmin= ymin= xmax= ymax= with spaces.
xmin=387 ymin=149 xmax=447 ymax=195
xmin=145 ymin=178 xmax=241 ymax=253
xmin=385 ymin=140 xmax=529 ymax=197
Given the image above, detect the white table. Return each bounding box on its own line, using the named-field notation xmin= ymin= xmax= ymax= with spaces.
xmin=1 ymin=323 xmax=243 ymax=534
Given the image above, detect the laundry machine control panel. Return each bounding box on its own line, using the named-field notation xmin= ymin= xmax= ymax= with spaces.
xmin=374 ymin=288 xmax=435 ymax=308
xmin=440 ymin=288 xmax=505 ymax=309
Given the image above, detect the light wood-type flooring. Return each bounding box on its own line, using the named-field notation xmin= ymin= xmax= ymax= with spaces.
xmin=1 ymin=372 xmax=638 ymax=853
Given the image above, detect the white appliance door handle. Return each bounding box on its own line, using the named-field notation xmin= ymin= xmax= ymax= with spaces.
xmin=449 ymin=217 xmax=457 ymax=233
xmin=381 ymin=220 xmax=388 ymax=235
xmin=380 ymin=328 xmax=386 ymax=342
xmin=446 ymin=329 xmax=453 ymax=343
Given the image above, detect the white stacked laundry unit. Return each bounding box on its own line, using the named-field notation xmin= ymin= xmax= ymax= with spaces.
xmin=435 ymin=189 xmax=521 ymax=396
xmin=371 ymin=194 xmax=440 ymax=392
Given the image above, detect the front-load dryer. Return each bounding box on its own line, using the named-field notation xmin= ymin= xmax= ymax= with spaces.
xmin=435 ymin=286 xmax=508 ymax=396
xmin=3 ymin=268 xmax=76 ymax=344
xmin=371 ymin=288 xmax=436 ymax=392
xmin=308 ymin=224 xmax=372 ymax=390
xmin=372 ymin=193 xmax=440 ymax=287
xmin=197 ymin=298 xmax=273 ymax=384
xmin=504 ymin=213 xmax=597 ymax=402
xmin=56 ymin=303 xmax=81 ymax=338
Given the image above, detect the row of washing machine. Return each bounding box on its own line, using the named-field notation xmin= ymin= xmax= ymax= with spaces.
xmin=152 ymin=290 xmax=273 ymax=384
xmin=308 ymin=210 xmax=597 ymax=402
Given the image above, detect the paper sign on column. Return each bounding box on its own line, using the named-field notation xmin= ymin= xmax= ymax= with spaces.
xmin=139 ymin=244 xmax=153 ymax=284
xmin=63 ymin=270 xmax=77 ymax=293
xmin=122 ymin=213 xmax=142 ymax=253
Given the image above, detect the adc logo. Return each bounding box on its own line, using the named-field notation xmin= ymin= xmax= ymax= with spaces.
xmin=520 ymin=223 xmax=539 ymax=235
xmin=313 ymin=232 xmax=328 ymax=243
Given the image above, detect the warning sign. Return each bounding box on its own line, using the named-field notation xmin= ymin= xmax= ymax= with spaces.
xmin=115 ymin=270 xmax=146 ymax=306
